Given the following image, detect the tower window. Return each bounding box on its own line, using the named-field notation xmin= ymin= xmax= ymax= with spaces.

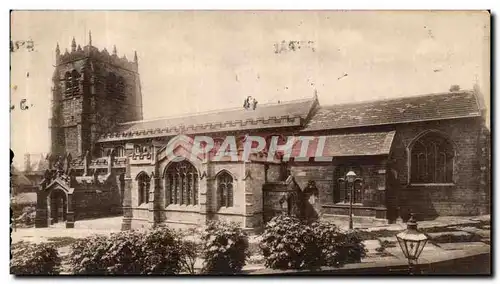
xmin=117 ymin=76 xmax=125 ymax=99
xmin=71 ymin=70 xmax=80 ymax=94
xmin=64 ymin=72 xmax=72 ymax=95
xmin=106 ymin=72 xmax=117 ymax=96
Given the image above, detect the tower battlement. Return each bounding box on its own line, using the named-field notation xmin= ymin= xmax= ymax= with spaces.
xmin=55 ymin=32 xmax=139 ymax=73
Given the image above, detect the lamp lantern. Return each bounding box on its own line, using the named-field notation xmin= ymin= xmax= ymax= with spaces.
xmin=396 ymin=213 xmax=428 ymax=274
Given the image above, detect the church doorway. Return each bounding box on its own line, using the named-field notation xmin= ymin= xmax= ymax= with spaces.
xmin=49 ymin=189 xmax=67 ymax=225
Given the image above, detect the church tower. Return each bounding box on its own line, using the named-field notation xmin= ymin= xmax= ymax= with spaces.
xmin=50 ymin=32 xmax=143 ymax=158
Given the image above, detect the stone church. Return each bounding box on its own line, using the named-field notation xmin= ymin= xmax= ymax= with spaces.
xmin=35 ymin=35 xmax=490 ymax=232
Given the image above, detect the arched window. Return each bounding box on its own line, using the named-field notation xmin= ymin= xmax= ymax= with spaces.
xmin=64 ymin=72 xmax=72 ymax=93
xmin=71 ymin=70 xmax=80 ymax=93
xmin=164 ymin=161 xmax=198 ymax=206
xmin=333 ymin=165 xmax=362 ymax=204
xmin=217 ymin=171 xmax=234 ymax=208
xmin=410 ymin=132 xmax=454 ymax=184
xmin=106 ymin=72 xmax=117 ymax=95
xmin=136 ymin=172 xmax=150 ymax=206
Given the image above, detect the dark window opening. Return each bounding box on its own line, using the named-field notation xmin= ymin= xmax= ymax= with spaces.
xmin=165 ymin=161 xmax=199 ymax=206
xmin=137 ymin=172 xmax=151 ymax=206
xmin=333 ymin=165 xmax=362 ymax=204
xmin=217 ymin=171 xmax=234 ymax=208
xmin=410 ymin=132 xmax=454 ymax=184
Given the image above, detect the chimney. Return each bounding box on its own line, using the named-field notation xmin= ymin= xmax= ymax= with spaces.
xmin=449 ymin=84 xmax=460 ymax=92
xmin=24 ymin=153 xmax=31 ymax=172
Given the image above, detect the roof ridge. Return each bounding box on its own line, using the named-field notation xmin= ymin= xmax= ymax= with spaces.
xmin=321 ymin=89 xmax=475 ymax=109
xmin=118 ymin=96 xmax=314 ymax=126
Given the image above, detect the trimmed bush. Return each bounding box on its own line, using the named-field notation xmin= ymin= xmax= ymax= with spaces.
xmin=260 ymin=214 xmax=322 ymax=270
xmin=260 ymin=215 xmax=367 ymax=270
xmin=311 ymin=221 xmax=366 ymax=266
xmin=201 ymin=221 xmax=249 ymax=274
xmin=11 ymin=241 xmax=61 ymax=275
xmin=68 ymin=235 xmax=110 ymax=274
xmin=69 ymin=227 xmax=185 ymax=275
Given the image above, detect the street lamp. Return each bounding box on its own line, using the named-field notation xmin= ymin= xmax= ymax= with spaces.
xmin=396 ymin=213 xmax=428 ymax=275
xmin=338 ymin=170 xmax=362 ymax=230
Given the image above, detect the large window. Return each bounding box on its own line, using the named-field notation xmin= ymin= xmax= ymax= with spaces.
xmin=217 ymin=171 xmax=234 ymax=208
xmin=136 ymin=172 xmax=151 ymax=206
xmin=164 ymin=161 xmax=198 ymax=206
xmin=410 ymin=132 xmax=454 ymax=184
xmin=333 ymin=165 xmax=362 ymax=204
xmin=64 ymin=70 xmax=80 ymax=96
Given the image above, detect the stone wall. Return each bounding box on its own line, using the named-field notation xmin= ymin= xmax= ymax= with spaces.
xmin=390 ymin=117 xmax=488 ymax=219
xmin=73 ymin=185 xmax=122 ymax=220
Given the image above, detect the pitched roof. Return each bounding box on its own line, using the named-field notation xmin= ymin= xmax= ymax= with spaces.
xmin=302 ymin=91 xmax=481 ymax=132
xmin=321 ymin=131 xmax=396 ymax=157
xmin=11 ymin=166 xmax=32 ymax=186
xmin=290 ymin=131 xmax=396 ymax=157
xmin=98 ymin=97 xmax=317 ymax=142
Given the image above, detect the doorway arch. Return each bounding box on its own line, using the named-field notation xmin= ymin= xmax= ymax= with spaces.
xmin=48 ymin=188 xmax=68 ymax=225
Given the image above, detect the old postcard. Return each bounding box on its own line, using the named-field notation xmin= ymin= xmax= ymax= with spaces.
xmin=10 ymin=10 xmax=491 ymax=275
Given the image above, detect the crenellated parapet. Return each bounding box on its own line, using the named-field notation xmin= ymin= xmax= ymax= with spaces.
xmin=97 ymin=115 xmax=302 ymax=142
xmin=56 ymin=35 xmax=138 ymax=73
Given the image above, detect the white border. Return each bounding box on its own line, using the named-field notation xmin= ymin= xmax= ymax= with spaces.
xmin=2 ymin=1 xmax=498 ymax=283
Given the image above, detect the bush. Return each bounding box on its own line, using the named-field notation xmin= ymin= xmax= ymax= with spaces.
xmin=311 ymin=221 xmax=366 ymax=266
xmin=332 ymin=230 xmax=366 ymax=265
xmin=69 ymin=227 xmax=185 ymax=275
xmin=68 ymin=235 xmax=110 ymax=274
xmin=260 ymin=215 xmax=322 ymax=270
xmin=260 ymin=215 xmax=367 ymax=270
xmin=201 ymin=221 xmax=249 ymax=274
xmin=177 ymin=227 xmax=202 ymax=274
xmin=11 ymin=241 xmax=61 ymax=275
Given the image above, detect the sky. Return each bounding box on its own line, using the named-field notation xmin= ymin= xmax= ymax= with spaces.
xmin=10 ymin=11 xmax=490 ymax=169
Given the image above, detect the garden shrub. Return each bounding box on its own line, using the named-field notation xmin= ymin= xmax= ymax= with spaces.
xmin=260 ymin=215 xmax=367 ymax=270
xmin=11 ymin=241 xmax=61 ymax=275
xmin=68 ymin=235 xmax=110 ymax=274
xmin=69 ymin=227 xmax=185 ymax=275
xmin=334 ymin=230 xmax=366 ymax=264
xmin=260 ymin=214 xmax=322 ymax=270
xmin=201 ymin=221 xmax=249 ymax=274
xmin=139 ymin=227 xmax=184 ymax=275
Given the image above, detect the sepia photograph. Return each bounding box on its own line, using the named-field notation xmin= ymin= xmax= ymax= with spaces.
xmin=9 ymin=10 xmax=491 ymax=276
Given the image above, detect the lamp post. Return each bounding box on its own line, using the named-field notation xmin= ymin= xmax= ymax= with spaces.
xmin=396 ymin=213 xmax=428 ymax=275
xmin=338 ymin=171 xmax=362 ymax=230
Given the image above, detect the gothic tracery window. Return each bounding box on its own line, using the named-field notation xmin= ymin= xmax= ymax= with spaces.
xmin=164 ymin=161 xmax=198 ymax=206
xmin=137 ymin=172 xmax=151 ymax=206
xmin=410 ymin=132 xmax=454 ymax=184
xmin=64 ymin=72 xmax=72 ymax=93
xmin=71 ymin=70 xmax=80 ymax=93
xmin=217 ymin=171 xmax=234 ymax=208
